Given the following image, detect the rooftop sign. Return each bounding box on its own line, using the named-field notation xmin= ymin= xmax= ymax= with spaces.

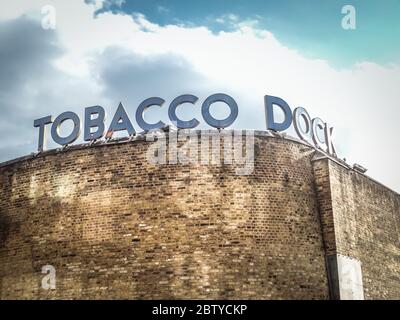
xmin=33 ymin=94 xmax=337 ymax=157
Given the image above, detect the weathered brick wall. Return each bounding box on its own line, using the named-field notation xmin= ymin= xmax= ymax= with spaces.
xmin=0 ymin=131 xmax=330 ymax=299
xmin=312 ymin=157 xmax=336 ymax=256
xmin=1 ymin=131 xmax=399 ymax=300
xmin=329 ymin=160 xmax=399 ymax=299
xmin=313 ymin=158 xmax=400 ymax=299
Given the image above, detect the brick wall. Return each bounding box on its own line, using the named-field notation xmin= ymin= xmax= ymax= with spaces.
xmin=314 ymin=158 xmax=400 ymax=299
xmin=0 ymin=130 xmax=398 ymax=299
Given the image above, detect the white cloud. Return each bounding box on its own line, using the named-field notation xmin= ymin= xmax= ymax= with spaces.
xmin=0 ymin=0 xmax=399 ymax=192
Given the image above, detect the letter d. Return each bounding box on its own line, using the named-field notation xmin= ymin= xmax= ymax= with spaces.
xmin=264 ymin=95 xmax=293 ymax=131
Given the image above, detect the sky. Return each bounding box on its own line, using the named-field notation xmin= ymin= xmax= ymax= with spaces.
xmin=96 ymin=0 xmax=400 ymax=67
xmin=0 ymin=0 xmax=399 ymax=192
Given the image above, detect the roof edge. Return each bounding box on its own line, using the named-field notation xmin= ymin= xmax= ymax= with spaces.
xmin=0 ymin=129 xmax=398 ymax=197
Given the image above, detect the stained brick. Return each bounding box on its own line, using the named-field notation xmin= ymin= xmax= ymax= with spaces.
xmin=0 ymin=131 xmax=398 ymax=299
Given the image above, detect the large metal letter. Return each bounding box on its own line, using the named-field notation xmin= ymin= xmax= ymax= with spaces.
xmin=312 ymin=118 xmax=326 ymax=151
xmin=34 ymin=116 xmax=53 ymax=152
xmin=201 ymin=93 xmax=238 ymax=129
xmin=324 ymin=123 xmax=337 ymax=156
xmin=136 ymin=97 xmax=166 ymax=132
xmin=106 ymin=102 xmax=135 ymax=139
xmin=168 ymin=94 xmax=200 ymax=129
xmin=51 ymin=112 xmax=81 ymax=146
xmin=293 ymin=107 xmax=312 ymax=141
xmin=84 ymin=106 xmax=106 ymax=141
xmin=264 ymin=95 xmax=293 ymax=131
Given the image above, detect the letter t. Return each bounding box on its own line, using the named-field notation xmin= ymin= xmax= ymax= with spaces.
xmin=34 ymin=116 xmax=53 ymax=152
